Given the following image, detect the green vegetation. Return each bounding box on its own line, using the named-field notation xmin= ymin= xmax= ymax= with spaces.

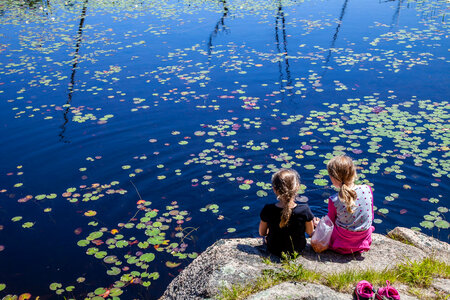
xmin=386 ymin=232 xmax=415 ymax=246
xmin=217 ymin=256 xmax=450 ymax=300
xmin=396 ymin=258 xmax=450 ymax=288
xmin=218 ymin=252 xmax=320 ymax=300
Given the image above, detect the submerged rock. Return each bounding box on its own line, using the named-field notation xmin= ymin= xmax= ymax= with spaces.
xmin=160 ymin=227 xmax=448 ymax=300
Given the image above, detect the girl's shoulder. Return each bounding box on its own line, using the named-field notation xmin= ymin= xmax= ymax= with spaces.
xmin=292 ymin=202 xmax=312 ymax=213
xmin=262 ymin=202 xmax=281 ymax=211
xmin=353 ymin=184 xmax=373 ymax=193
xmin=329 ymin=192 xmax=339 ymax=203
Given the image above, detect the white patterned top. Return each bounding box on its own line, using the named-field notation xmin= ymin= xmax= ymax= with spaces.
xmin=329 ymin=184 xmax=373 ymax=231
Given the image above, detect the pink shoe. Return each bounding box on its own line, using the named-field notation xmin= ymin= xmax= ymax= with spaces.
xmin=353 ymin=280 xmax=375 ymax=300
xmin=375 ymin=280 xmax=400 ymax=300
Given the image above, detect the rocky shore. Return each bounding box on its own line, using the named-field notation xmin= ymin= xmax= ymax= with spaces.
xmin=160 ymin=227 xmax=449 ymax=300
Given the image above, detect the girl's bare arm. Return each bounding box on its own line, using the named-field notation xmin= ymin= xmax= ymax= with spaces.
xmin=259 ymin=221 xmax=269 ymax=236
xmin=305 ymin=221 xmax=314 ymax=236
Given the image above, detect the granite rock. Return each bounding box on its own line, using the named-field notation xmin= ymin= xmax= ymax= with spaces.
xmin=246 ymin=282 xmax=350 ymax=300
xmin=388 ymin=227 xmax=450 ymax=264
xmin=160 ymin=227 xmax=447 ymax=300
xmin=297 ymin=233 xmax=427 ymax=274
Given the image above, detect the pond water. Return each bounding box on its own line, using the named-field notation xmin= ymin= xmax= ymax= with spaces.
xmin=0 ymin=0 xmax=449 ymax=298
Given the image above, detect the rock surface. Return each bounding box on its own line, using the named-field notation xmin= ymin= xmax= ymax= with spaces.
xmin=246 ymin=282 xmax=350 ymax=300
xmin=297 ymin=233 xmax=426 ymax=275
xmin=431 ymin=278 xmax=450 ymax=294
xmin=160 ymin=227 xmax=448 ymax=300
xmin=161 ymin=238 xmax=270 ymax=300
xmin=388 ymin=227 xmax=450 ymax=264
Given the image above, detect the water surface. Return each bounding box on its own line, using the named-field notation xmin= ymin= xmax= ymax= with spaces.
xmin=0 ymin=0 xmax=449 ymax=298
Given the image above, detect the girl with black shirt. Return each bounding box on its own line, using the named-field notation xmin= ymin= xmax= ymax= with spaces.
xmin=259 ymin=169 xmax=317 ymax=257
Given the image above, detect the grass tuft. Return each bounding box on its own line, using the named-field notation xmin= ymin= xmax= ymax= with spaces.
xmin=217 ymin=273 xmax=278 ymax=300
xmin=325 ymin=269 xmax=397 ymax=292
xmin=387 ymin=232 xmax=414 ymax=246
xmin=396 ymin=257 xmax=450 ymax=288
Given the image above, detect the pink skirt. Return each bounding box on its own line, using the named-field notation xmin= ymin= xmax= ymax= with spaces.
xmin=329 ymin=225 xmax=375 ymax=254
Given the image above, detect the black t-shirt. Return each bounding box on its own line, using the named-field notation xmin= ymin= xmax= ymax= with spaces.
xmin=260 ymin=202 xmax=314 ymax=257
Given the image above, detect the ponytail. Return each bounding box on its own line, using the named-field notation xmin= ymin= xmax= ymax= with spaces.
xmin=327 ymin=155 xmax=358 ymax=214
xmin=339 ymin=183 xmax=357 ymax=213
xmin=272 ymin=169 xmax=300 ymax=228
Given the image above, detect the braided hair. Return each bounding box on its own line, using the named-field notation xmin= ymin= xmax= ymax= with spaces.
xmin=272 ymin=169 xmax=301 ymax=228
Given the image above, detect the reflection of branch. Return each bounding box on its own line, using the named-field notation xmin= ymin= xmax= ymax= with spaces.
xmin=180 ymin=227 xmax=199 ymax=244
xmin=389 ymin=0 xmax=402 ymax=31
xmin=275 ymin=0 xmax=292 ymax=90
xmin=324 ymin=0 xmax=349 ymax=66
xmin=59 ymin=0 xmax=88 ymax=142
xmin=207 ymin=0 xmax=229 ymax=57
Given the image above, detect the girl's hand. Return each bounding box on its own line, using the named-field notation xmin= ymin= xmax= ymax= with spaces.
xmin=313 ymin=217 xmax=320 ymax=227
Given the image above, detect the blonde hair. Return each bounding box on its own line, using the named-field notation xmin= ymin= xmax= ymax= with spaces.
xmin=327 ymin=155 xmax=357 ymax=213
xmin=272 ymin=169 xmax=301 ymax=228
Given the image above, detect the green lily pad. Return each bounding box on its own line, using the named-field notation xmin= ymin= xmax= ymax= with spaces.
xmin=256 ymin=190 xmax=268 ymax=197
xmin=50 ymin=283 xmax=62 ymax=291
xmin=22 ymin=222 xmax=34 ymax=228
xmin=434 ymin=220 xmax=449 ymax=229
xmin=437 ymin=207 xmax=448 ymax=213
xmin=140 ymin=253 xmax=155 ymax=262
xmin=107 ymin=267 xmax=121 ymax=276
xmin=94 ymin=287 xmax=107 ymax=295
xmin=239 ymin=184 xmax=251 ymax=190
xmin=419 ymin=221 xmax=434 ymax=229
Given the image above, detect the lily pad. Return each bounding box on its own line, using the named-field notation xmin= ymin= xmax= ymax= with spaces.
xmin=434 ymin=220 xmax=449 ymax=229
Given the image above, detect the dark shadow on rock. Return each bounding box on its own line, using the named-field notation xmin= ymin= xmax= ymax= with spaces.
xmin=236 ymin=243 xmax=282 ymax=263
xmin=300 ymin=244 xmax=365 ymax=263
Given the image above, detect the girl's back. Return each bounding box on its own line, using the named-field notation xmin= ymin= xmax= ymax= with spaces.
xmin=330 ymin=184 xmax=373 ymax=232
xmin=260 ymin=202 xmax=314 ymax=256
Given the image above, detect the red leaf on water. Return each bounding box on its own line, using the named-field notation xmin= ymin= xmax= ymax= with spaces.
xmin=99 ymin=289 xmax=110 ymax=298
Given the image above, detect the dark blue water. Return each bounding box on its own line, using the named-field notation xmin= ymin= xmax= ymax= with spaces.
xmin=0 ymin=0 xmax=449 ymax=298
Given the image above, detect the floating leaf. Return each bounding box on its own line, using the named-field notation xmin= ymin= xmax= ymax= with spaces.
xmin=84 ymin=210 xmax=97 ymax=217
xmin=437 ymin=207 xmax=448 ymax=213
xmin=165 ymin=261 xmax=181 ymax=268
xmin=18 ymin=293 xmax=31 ymax=300
xmin=140 ymin=253 xmax=155 ymax=262
xmin=378 ymin=208 xmax=389 ymax=214
xmin=49 ymin=283 xmax=62 ymax=291
xmin=107 ymin=267 xmax=121 ymax=276
xmin=434 ymin=220 xmax=449 ymax=229
xmin=94 ymin=287 xmax=107 ymax=295
xmin=109 ymin=288 xmax=123 ymax=297
xmin=22 ymin=222 xmax=34 ymax=228
xmin=239 ymin=184 xmax=250 ymax=190
xmin=256 ymin=190 xmax=268 ymax=197
xmin=419 ymin=221 xmax=434 ymax=229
